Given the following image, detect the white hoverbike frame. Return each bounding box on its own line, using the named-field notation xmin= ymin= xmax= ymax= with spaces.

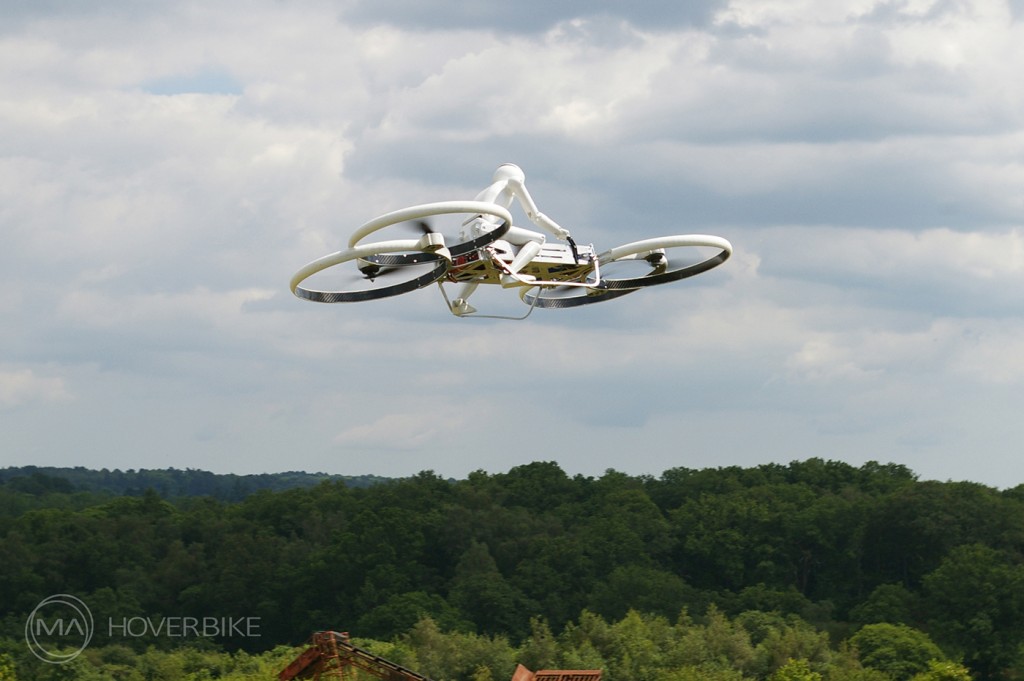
xmin=289 ymin=165 xmax=733 ymax=319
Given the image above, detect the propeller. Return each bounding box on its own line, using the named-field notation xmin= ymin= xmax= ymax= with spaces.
xmin=359 ymin=262 xmax=395 ymax=281
xmin=645 ymin=251 xmax=668 ymax=274
xmin=359 ymin=220 xmax=440 ymax=280
xmin=413 ymin=220 xmax=435 ymax=235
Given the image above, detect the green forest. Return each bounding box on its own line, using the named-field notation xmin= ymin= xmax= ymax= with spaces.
xmin=0 ymin=466 xmax=388 ymax=500
xmin=1 ymin=459 xmax=1023 ymax=681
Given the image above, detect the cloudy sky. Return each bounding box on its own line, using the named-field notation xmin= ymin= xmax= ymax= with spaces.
xmin=2 ymin=0 xmax=1023 ymax=487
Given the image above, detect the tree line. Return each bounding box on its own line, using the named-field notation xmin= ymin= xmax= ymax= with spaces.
xmin=0 ymin=465 xmax=389 ymax=501
xmin=1 ymin=459 xmax=1023 ymax=679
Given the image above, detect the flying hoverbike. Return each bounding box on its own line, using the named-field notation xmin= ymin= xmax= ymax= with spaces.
xmin=290 ymin=164 xmax=732 ymax=320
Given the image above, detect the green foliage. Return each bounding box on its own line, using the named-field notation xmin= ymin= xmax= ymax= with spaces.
xmin=0 ymin=653 xmax=16 ymax=681
xmin=655 ymin=666 xmax=747 ymax=681
xmin=4 ymin=643 xmax=302 ymax=681
xmin=604 ymin=610 xmax=677 ymax=681
xmin=750 ymin=616 xmax=831 ymax=678
xmin=401 ymin=617 xmax=518 ymax=681
xmin=519 ymin=617 xmax=558 ymax=671
xmin=849 ymin=623 xmax=944 ymax=681
xmin=909 ymin=660 xmax=974 ymax=681
xmin=849 ymin=584 xmax=921 ymax=627
xmin=0 ymin=608 xmax=967 ymax=681
xmin=922 ymin=544 xmax=1024 ymax=678
xmin=0 ymin=465 xmax=387 ymax=505
xmin=4 ymin=459 xmax=1024 ymax=679
xmin=769 ymin=659 xmax=822 ymax=681
xmin=588 ymin=565 xmax=694 ymax=621
xmin=823 ymin=643 xmax=890 ymax=681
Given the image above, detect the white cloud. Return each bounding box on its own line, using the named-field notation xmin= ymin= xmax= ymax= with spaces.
xmin=0 ymin=367 xmax=72 ymax=410
xmin=333 ymin=405 xmax=480 ymax=450
xmin=756 ymin=225 xmax=1024 ymax=317
xmin=947 ymin=320 xmax=1024 ymax=384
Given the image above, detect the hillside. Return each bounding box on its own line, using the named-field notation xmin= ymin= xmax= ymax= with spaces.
xmin=2 ymin=459 xmax=1023 ymax=680
xmin=0 ymin=465 xmax=390 ymax=501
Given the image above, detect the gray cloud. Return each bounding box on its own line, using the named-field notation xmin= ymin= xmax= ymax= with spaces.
xmin=340 ymin=0 xmax=728 ymax=33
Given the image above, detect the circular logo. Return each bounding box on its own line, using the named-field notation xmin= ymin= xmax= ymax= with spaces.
xmin=25 ymin=594 xmax=94 ymax=664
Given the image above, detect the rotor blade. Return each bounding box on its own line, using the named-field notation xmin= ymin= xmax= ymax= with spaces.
xmin=360 ymin=261 xmax=432 ymax=280
xmin=361 ymin=264 xmax=399 ymax=280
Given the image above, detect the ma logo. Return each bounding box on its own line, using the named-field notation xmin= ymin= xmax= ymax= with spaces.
xmin=25 ymin=594 xmax=94 ymax=664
